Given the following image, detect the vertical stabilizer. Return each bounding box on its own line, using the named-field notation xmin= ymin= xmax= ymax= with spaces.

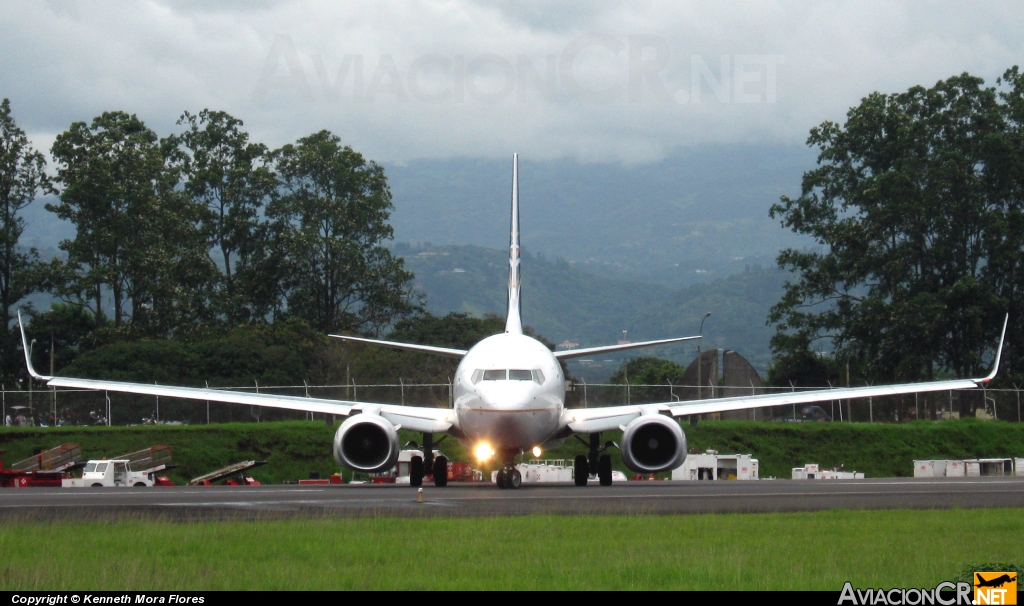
xmin=506 ymin=154 xmax=523 ymax=334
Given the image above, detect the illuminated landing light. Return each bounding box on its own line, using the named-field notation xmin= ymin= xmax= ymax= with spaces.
xmin=474 ymin=442 xmax=495 ymax=461
xmin=532 ymin=446 xmax=542 ymax=458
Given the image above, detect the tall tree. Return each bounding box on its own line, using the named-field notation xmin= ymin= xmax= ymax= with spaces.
xmin=172 ymin=110 xmax=279 ymax=324
xmin=768 ymin=71 xmax=1016 ymax=384
xmin=0 ymin=98 xmax=52 ymax=380
xmin=47 ymin=111 xmax=213 ymax=335
xmin=273 ymin=131 xmax=417 ymax=335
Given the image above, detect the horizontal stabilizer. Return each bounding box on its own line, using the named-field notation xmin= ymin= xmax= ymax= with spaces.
xmin=554 ymin=335 xmax=700 ymax=359
xmin=329 ymin=334 xmax=468 ymax=358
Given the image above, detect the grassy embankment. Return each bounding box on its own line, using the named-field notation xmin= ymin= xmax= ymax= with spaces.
xmin=0 ymin=509 xmax=1021 ymax=590
xmin=1 ymin=418 xmax=1022 ymax=484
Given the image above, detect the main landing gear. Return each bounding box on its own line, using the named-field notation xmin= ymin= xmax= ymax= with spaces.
xmin=574 ymin=432 xmax=615 ymax=487
xmin=409 ymin=432 xmax=449 ymax=487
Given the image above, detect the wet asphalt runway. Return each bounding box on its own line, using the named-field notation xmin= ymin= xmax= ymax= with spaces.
xmin=1 ymin=476 xmax=1023 ymax=519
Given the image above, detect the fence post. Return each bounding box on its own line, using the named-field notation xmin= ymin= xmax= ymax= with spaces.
xmin=105 ymin=391 xmax=111 ymax=427
xmin=400 ymin=377 xmax=405 ymax=406
xmin=205 ymin=381 xmax=210 ymax=425
xmin=303 ymin=380 xmax=310 ymax=421
xmin=1015 ymin=384 xmax=1020 ymax=423
xmin=582 ymin=378 xmax=588 ymax=408
xmin=789 ymin=381 xmax=796 ymax=420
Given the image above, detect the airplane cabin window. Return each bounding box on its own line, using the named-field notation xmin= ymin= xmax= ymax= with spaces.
xmin=532 ymin=369 xmax=545 ymax=384
xmin=509 ymin=369 xmax=532 ymax=381
xmin=471 ymin=369 xmax=484 ymax=384
xmin=483 ymin=369 xmax=506 ymax=381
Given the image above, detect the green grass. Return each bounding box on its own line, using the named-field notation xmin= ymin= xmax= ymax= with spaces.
xmin=2 ymin=418 xmax=1024 ymax=484
xmin=0 ymin=509 xmax=1021 ymax=590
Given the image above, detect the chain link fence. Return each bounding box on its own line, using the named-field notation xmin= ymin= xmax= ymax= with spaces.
xmin=2 ymin=381 xmax=1021 ymax=427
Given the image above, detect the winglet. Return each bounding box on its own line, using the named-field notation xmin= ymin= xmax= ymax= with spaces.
xmin=977 ymin=313 xmax=1009 ymax=384
xmin=17 ymin=311 xmax=52 ymax=381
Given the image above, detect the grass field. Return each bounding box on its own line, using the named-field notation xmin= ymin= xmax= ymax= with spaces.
xmin=0 ymin=509 xmax=1021 ymax=590
xmin=2 ymin=418 xmax=1023 ymax=484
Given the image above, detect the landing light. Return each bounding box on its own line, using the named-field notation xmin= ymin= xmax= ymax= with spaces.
xmin=532 ymin=446 xmax=542 ymax=458
xmin=474 ymin=443 xmax=494 ymax=461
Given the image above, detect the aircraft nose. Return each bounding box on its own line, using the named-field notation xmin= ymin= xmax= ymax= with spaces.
xmin=478 ymin=383 xmax=534 ymax=408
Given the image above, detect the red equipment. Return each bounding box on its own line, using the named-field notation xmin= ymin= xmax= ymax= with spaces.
xmin=0 ymin=444 xmax=83 ymax=488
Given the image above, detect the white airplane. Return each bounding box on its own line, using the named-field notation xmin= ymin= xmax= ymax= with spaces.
xmin=19 ymin=154 xmax=1008 ymax=489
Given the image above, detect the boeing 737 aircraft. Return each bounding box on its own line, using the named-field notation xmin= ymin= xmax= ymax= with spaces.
xmin=19 ymin=154 xmax=1007 ymax=489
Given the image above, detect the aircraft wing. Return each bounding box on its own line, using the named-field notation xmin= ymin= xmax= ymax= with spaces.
xmin=19 ymin=314 xmax=455 ymax=434
xmin=562 ymin=315 xmax=1007 ymax=434
xmin=554 ymin=335 xmax=701 ymax=359
xmin=328 ymin=334 xmax=467 ymax=358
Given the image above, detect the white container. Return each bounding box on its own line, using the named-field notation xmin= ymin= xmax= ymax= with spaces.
xmin=945 ymin=460 xmax=965 ymax=477
xmin=672 ymin=452 xmax=759 ymax=481
xmin=914 ymin=460 xmax=936 ymax=478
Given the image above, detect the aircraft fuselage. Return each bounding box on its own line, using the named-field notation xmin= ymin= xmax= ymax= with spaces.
xmin=453 ymin=332 xmax=565 ymax=453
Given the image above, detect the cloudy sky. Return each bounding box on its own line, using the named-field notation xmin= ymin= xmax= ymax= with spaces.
xmin=2 ymin=1 xmax=1022 ymax=165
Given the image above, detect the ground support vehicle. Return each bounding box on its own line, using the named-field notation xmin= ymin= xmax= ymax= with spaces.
xmin=62 ymin=458 xmax=175 ymax=487
xmin=189 ymin=460 xmax=268 ymax=485
xmin=63 ymin=445 xmax=176 ymax=487
xmin=0 ymin=444 xmax=84 ymax=488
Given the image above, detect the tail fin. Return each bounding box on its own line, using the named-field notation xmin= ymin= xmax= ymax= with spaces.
xmin=506 ymin=153 xmax=523 ymax=334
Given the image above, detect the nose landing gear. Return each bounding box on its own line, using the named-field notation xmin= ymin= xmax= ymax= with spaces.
xmin=496 ymin=466 xmax=522 ymax=489
xmin=496 ymin=449 xmax=524 ymax=489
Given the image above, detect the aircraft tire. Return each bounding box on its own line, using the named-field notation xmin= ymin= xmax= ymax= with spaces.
xmin=509 ymin=468 xmax=522 ymax=489
xmin=410 ymin=456 xmax=424 ymax=487
xmin=433 ymin=455 xmax=448 ymax=487
xmin=598 ymin=455 xmax=612 ymax=486
xmin=574 ymin=455 xmax=588 ymax=486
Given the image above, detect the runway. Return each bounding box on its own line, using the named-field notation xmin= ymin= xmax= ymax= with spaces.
xmin=2 ymin=476 xmax=1023 ymax=519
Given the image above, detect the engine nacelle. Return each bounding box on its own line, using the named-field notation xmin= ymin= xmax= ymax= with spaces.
xmin=620 ymin=414 xmax=686 ymax=473
xmin=333 ymin=414 xmax=400 ymax=473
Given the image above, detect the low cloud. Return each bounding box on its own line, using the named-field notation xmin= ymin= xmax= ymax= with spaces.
xmin=2 ymin=1 xmax=1022 ymax=163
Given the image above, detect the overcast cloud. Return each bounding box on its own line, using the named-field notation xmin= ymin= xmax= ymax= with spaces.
xmin=2 ymin=1 xmax=1022 ymax=164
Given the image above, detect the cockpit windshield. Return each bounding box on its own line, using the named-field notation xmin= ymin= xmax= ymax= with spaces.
xmin=472 ymin=369 xmax=546 ymax=384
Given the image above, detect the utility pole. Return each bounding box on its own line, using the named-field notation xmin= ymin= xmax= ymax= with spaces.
xmin=697 ymin=312 xmax=711 ymax=401
xmin=50 ymin=331 xmax=55 ymax=425
xmin=28 ymin=339 xmax=35 ymax=421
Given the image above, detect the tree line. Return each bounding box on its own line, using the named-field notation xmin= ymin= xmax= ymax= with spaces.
xmin=1 ymin=104 xmax=418 ymax=383
xmin=769 ymin=66 xmax=1024 ymax=389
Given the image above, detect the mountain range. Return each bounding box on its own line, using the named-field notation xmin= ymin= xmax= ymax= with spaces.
xmin=398 ymin=242 xmax=788 ymax=381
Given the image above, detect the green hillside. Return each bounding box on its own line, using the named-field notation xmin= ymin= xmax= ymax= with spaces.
xmin=385 ymin=147 xmax=814 ymax=289
xmin=397 ymin=242 xmax=787 ymax=378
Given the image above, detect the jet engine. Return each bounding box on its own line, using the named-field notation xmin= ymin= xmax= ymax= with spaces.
xmin=333 ymin=414 xmax=400 ymax=473
xmin=620 ymin=414 xmax=686 ymax=473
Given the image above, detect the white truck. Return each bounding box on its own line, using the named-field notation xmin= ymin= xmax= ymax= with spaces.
xmin=62 ymin=459 xmax=166 ymax=487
